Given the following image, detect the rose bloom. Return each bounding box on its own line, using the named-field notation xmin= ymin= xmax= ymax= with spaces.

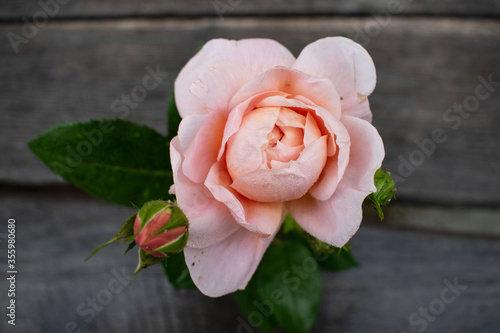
xmin=170 ymin=37 xmax=384 ymax=297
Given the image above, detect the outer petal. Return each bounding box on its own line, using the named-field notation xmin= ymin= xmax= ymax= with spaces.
xmin=343 ymin=99 xmax=373 ymax=123
xmin=175 ymin=39 xmax=295 ymax=118
xmin=170 ymin=137 xmax=239 ymax=248
xmin=180 ymin=111 xmax=227 ymax=183
xmin=293 ymin=37 xmax=376 ymax=118
xmin=184 ymin=227 xmax=274 ymax=297
xmin=205 ymin=160 xmax=284 ymax=237
xmin=178 ymin=113 xmax=206 ymax=153
xmin=189 ymin=60 xmax=253 ymax=113
xmin=287 ymin=116 xmax=384 ymax=247
xmin=338 ymin=116 xmax=384 ymax=191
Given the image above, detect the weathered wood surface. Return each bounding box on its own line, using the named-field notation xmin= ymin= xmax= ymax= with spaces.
xmin=1 ymin=18 xmax=500 ymax=205
xmin=0 ymin=188 xmax=499 ymax=333
xmin=2 ymin=0 xmax=500 ymax=20
xmin=2 ymin=3 xmax=500 ymax=333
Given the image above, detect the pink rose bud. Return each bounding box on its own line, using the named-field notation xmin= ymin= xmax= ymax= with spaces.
xmin=133 ymin=200 xmax=188 ymax=258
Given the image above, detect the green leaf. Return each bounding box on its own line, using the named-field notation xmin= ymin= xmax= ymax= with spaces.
xmin=28 ymin=119 xmax=173 ymax=207
xmin=234 ymin=278 xmax=278 ymax=332
xmin=86 ymin=213 xmax=137 ymax=260
xmin=162 ymin=251 xmax=196 ymax=289
xmin=238 ymin=240 xmax=322 ymax=333
xmin=316 ymin=246 xmax=360 ymax=272
xmin=365 ymin=168 xmax=396 ymax=220
xmin=166 ymin=90 xmax=182 ymax=144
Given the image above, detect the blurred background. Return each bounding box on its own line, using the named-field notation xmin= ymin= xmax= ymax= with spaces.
xmin=1 ymin=0 xmax=499 ymax=332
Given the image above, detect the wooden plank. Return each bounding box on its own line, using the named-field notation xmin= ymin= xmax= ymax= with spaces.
xmin=0 ymin=189 xmax=499 ymax=332
xmin=365 ymin=203 xmax=500 ymax=237
xmin=1 ymin=18 xmax=500 ymax=205
xmin=2 ymin=0 xmax=499 ymax=20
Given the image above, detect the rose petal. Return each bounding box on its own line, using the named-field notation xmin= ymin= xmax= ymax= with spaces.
xmin=266 ymin=141 xmax=304 ymax=165
xmin=254 ymin=94 xmax=339 ymax=156
xmin=287 ymin=115 xmax=385 ymax=247
xmin=343 ymin=99 xmax=373 ymax=123
xmin=218 ymin=91 xmax=287 ymax=160
xmin=184 ymin=227 xmax=274 ymax=297
xmin=270 ymin=160 xmax=291 ymax=169
xmin=257 ymin=95 xmax=312 ymax=112
xmin=231 ymin=136 xmax=328 ymax=202
xmin=226 ymin=106 xmax=280 ymax=180
xmin=190 ymin=60 xmax=253 ymax=113
xmin=175 ymin=39 xmax=295 ymax=118
xmin=293 ymin=37 xmax=376 ymax=117
xmin=205 ymin=160 xmax=284 ymax=237
xmin=303 ymin=112 xmax=322 ymax=147
xmin=170 ymin=137 xmax=240 ymax=248
xmin=228 ymin=68 xmax=341 ymax=118
xmin=178 ymin=114 xmax=207 ymax=153
xmin=180 ymin=111 xmax=227 ymax=183
xmin=308 ymin=108 xmax=350 ymax=201
xmin=275 ymin=107 xmax=306 ymax=128
xmin=338 ymin=116 xmax=385 ymax=191
xmin=286 ymin=189 xmax=367 ymax=248
xmin=280 ymin=126 xmax=303 ymax=147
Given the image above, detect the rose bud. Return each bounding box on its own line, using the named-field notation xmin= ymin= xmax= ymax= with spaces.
xmin=133 ymin=200 xmax=189 ymax=258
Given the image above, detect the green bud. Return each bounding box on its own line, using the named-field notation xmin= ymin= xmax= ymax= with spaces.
xmin=134 ymin=200 xmax=189 ymax=258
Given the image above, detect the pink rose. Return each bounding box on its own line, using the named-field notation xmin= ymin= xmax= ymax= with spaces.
xmin=170 ymin=37 xmax=385 ymax=297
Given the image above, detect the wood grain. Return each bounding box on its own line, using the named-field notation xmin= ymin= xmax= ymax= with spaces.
xmin=2 ymin=18 xmax=500 ymax=205
xmin=2 ymin=0 xmax=499 ymax=20
xmin=0 ymin=189 xmax=498 ymax=332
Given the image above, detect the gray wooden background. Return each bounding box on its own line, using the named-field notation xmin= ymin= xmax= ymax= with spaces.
xmin=1 ymin=1 xmax=500 ymax=332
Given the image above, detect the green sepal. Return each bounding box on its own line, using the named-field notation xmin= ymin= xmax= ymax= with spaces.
xmin=159 ymin=203 xmax=188 ymax=231
xmin=136 ymin=200 xmax=188 ymax=234
xmin=162 ymin=251 xmax=196 ymax=289
xmin=365 ymin=168 xmax=396 ymax=220
xmin=85 ymin=213 xmax=137 ymax=261
xmin=133 ymin=249 xmax=164 ymax=278
xmin=302 ymin=231 xmax=336 ymax=256
xmin=125 ymin=240 xmax=136 ymax=255
xmin=151 ymin=230 xmax=189 ymax=256
xmin=137 ymin=200 xmax=173 ymax=231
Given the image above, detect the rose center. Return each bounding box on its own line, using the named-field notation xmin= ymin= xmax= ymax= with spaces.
xmin=226 ymin=106 xmax=319 ymax=181
xmin=267 ymin=126 xmax=283 ymax=148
